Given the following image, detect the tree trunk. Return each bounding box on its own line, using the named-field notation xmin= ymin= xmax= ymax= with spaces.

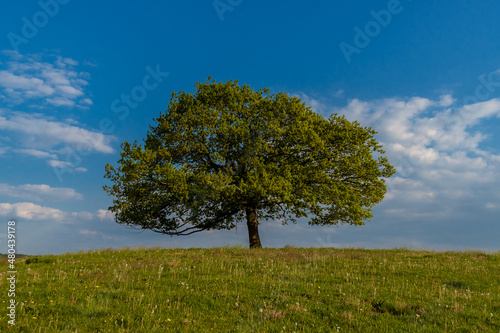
xmin=245 ymin=207 xmax=262 ymax=249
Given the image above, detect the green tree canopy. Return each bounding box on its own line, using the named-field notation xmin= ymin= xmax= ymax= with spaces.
xmin=104 ymin=78 xmax=395 ymax=248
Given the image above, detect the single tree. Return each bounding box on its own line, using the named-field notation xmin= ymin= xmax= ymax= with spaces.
xmin=104 ymin=78 xmax=395 ymax=248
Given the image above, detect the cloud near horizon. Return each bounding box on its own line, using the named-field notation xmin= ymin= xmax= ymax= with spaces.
xmin=0 ymin=202 xmax=112 ymax=224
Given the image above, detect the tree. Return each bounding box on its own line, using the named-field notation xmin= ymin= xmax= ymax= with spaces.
xmin=104 ymin=78 xmax=395 ymax=248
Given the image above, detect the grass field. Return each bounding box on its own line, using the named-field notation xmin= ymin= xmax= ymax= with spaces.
xmin=1 ymin=246 xmax=499 ymax=332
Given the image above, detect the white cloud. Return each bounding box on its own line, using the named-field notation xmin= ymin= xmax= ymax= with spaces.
xmin=0 ymin=71 xmax=55 ymax=97
xmin=57 ymin=56 xmax=79 ymax=67
xmin=47 ymin=160 xmax=72 ymax=168
xmin=45 ymin=97 xmax=75 ymax=107
xmin=81 ymin=98 xmax=93 ymax=105
xmin=0 ymin=112 xmax=115 ymax=154
xmin=335 ymin=96 xmax=500 ymax=164
xmin=71 ymin=211 xmax=94 ymax=220
xmin=57 ymin=85 xmax=83 ymax=97
xmin=0 ymin=202 xmax=114 ymax=224
xmin=0 ymin=202 xmax=66 ymax=221
xmin=78 ymin=229 xmax=98 ymax=236
xmin=0 ymin=184 xmax=83 ymax=201
xmin=15 ymin=149 xmax=57 ymax=159
xmin=334 ymin=89 xmax=345 ymax=98
xmin=0 ymin=52 xmax=108 ymax=171
xmin=96 ymin=209 xmax=115 ymax=221
xmin=0 ymin=51 xmax=91 ymax=107
xmin=78 ymin=228 xmax=114 ymax=240
xmin=295 ymin=93 xmax=500 ymax=223
xmin=438 ymin=94 xmax=456 ymax=107
xmin=47 ymin=160 xmax=88 ymax=173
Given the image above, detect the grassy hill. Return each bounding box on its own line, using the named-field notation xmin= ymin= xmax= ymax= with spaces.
xmin=1 ymin=247 xmax=499 ymax=332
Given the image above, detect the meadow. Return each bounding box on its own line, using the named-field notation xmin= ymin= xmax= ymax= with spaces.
xmin=1 ymin=246 xmax=499 ymax=332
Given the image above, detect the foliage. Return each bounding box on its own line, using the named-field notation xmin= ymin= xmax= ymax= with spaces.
xmin=104 ymin=78 xmax=395 ymax=245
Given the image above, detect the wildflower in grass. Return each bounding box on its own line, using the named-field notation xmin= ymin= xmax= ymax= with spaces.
xmin=167 ymin=319 xmax=171 ymax=322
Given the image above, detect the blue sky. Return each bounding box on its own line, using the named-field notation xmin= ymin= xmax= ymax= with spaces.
xmin=1 ymin=0 xmax=499 ymax=254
